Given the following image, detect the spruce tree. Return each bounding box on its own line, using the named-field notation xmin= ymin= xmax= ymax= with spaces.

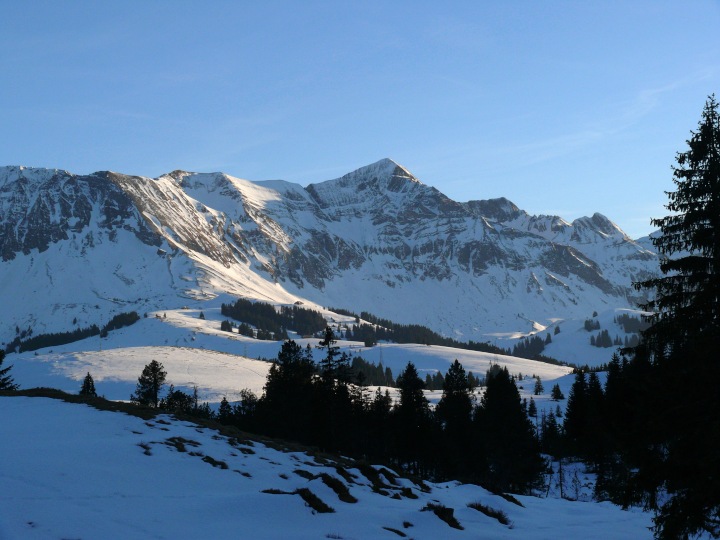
xmin=626 ymin=95 xmax=720 ymax=539
xmin=258 ymin=340 xmax=315 ymax=442
xmin=317 ymin=326 xmax=341 ymax=380
xmin=0 ymin=350 xmax=18 ymax=391
xmin=563 ymin=371 xmax=587 ymax=454
xmin=436 ymin=360 xmax=473 ymax=430
xmin=368 ymin=388 xmax=393 ymax=459
xmin=583 ymin=372 xmax=606 ymax=463
xmin=233 ymin=388 xmax=258 ymax=432
xmin=130 ymin=360 xmax=167 ymax=408
xmin=533 ymin=376 xmax=544 ymax=395
xmin=475 ymin=366 xmax=544 ymax=493
xmin=217 ymin=396 xmax=233 ymax=423
xmin=637 ymin=94 xmax=720 ymax=349
xmin=436 ymin=360 xmax=473 ymax=477
xmin=79 ymin=372 xmax=97 ymax=397
xmin=394 ymin=362 xmax=432 ymax=474
xmin=528 ymin=397 xmax=537 ymax=418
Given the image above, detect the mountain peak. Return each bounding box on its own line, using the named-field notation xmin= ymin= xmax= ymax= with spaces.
xmin=306 ymin=159 xmax=426 ymax=209
xmin=340 ymin=158 xmax=422 ymax=185
xmin=572 ymin=213 xmax=628 ymax=239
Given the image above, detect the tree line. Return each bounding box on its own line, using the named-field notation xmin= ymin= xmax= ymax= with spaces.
xmin=221 ymin=299 xmax=327 ymax=339
xmin=4 ymin=311 xmax=141 ymax=353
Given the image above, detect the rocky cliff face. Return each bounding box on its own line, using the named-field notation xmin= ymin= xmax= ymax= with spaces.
xmin=0 ymin=167 xmax=160 ymax=261
xmin=0 ymin=160 xmax=658 ymax=342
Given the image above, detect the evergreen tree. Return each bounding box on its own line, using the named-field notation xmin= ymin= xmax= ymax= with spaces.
xmin=0 ymin=350 xmax=18 ymax=391
xmin=130 ymin=360 xmax=167 ymax=408
xmin=394 ymin=362 xmax=432 ymax=474
xmin=317 ymin=326 xmax=341 ymax=380
xmin=563 ymin=371 xmax=587 ymax=454
xmin=540 ymin=411 xmax=562 ymax=456
xmin=162 ymin=385 xmax=195 ymax=414
xmin=367 ymin=388 xmax=393 ymax=459
xmin=258 ymin=340 xmax=315 ymax=443
xmin=311 ymin=328 xmax=354 ymax=451
xmin=436 ymin=360 xmax=473 ymax=477
xmin=584 ymin=371 xmax=606 ymax=463
xmin=474 ymin=366 xmax=544 ymax=493
xmin=79 ymin=372 xmax=97 ymax=397
xmin=384 ymin=366 xmax=394 ymax=386
xmin=550 ymin=383 xmax=565 ymax=401
xmin=233 ymin=388 xmax=258 ymax=431
xmin=220 ymin=320 xmax=234 ymax=332
xmin=528 ymin=397 xmax=537 ymax=418
xmin=627 ymin=95 xmax=720 ymax=539
xmin=217 ymin=396 xmax=233 ymax=423
xmin=533 ymin=376 xmax=544 ymax=395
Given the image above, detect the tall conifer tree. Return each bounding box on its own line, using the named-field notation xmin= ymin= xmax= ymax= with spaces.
xmin=394 ymin=362 xmax=432 ymax=474
xmin=630 ymin=95 xmax=720 ymax=539
xmin=79 ymin=372 xmax=97 ymax=397
xmin=130 ymin=360 xmax=167 ymax=408
xmin=475 ymin=366 xmax=543 ymax=492
xmin=436 ymin=360 xmax=473 ymax=476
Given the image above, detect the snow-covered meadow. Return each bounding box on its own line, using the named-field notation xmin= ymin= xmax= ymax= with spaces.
xmin=8 ymin=306 xmax=572 ymax=405
xmin=0 ymin=396 xmax=653 ymax=539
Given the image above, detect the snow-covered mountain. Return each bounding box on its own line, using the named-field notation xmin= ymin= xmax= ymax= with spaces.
xmin=0 ymin=160 xmax=658 ymax=351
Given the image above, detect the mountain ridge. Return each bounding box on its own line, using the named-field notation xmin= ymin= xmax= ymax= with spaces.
xmin=0 ymin=160 xmax=658 ymax=351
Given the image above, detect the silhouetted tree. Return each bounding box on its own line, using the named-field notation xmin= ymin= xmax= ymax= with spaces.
xmin=233 ymin=388 xmax=258 ymax=431
xmin=130 ymin=360 xmax=166 ymax=408
xmin=475 ymin=366 xmax=544 ymax=492
xmin=627 ymin=95 xmax=720 ymax=539
xmin=161 ymin=385 xmax=195 ymax=414
xmin=436 ymin=360 xmax=473 ymax=476
xmin=394 ymin=362 xmax=432 ymax=474
xmin=563 ymin=371 xmax=587 ymax=454
xmin=79 ymin=372 xmax=97 ymax=397
xmin=258 ymin=340 xmax=316 ymax=443
xmin=218 ymin=396 xmax=233 ymax=423
xmin=528 ymin=397 xmax=537 ymax=418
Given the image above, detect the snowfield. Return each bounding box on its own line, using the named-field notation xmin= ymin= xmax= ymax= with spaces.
xmin=8 ymin=307 xmax=572 ymax=405
xmin=0 ymin=396 xmax=653 ymax=540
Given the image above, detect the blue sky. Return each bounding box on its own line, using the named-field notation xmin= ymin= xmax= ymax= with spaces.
xmin=1 ymin=1 xmax=719 ymax=238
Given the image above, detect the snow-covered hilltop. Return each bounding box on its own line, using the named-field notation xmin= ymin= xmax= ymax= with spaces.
xmin=0 ymin=160 xmax=658 ymax=348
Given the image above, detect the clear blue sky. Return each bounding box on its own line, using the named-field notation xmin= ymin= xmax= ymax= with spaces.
xmin=1 ymin=1 xmax=719 ymax=238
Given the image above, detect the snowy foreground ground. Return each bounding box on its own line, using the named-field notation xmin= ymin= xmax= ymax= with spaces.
xmin=0 ymin=397 xmax=653 ymax=540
